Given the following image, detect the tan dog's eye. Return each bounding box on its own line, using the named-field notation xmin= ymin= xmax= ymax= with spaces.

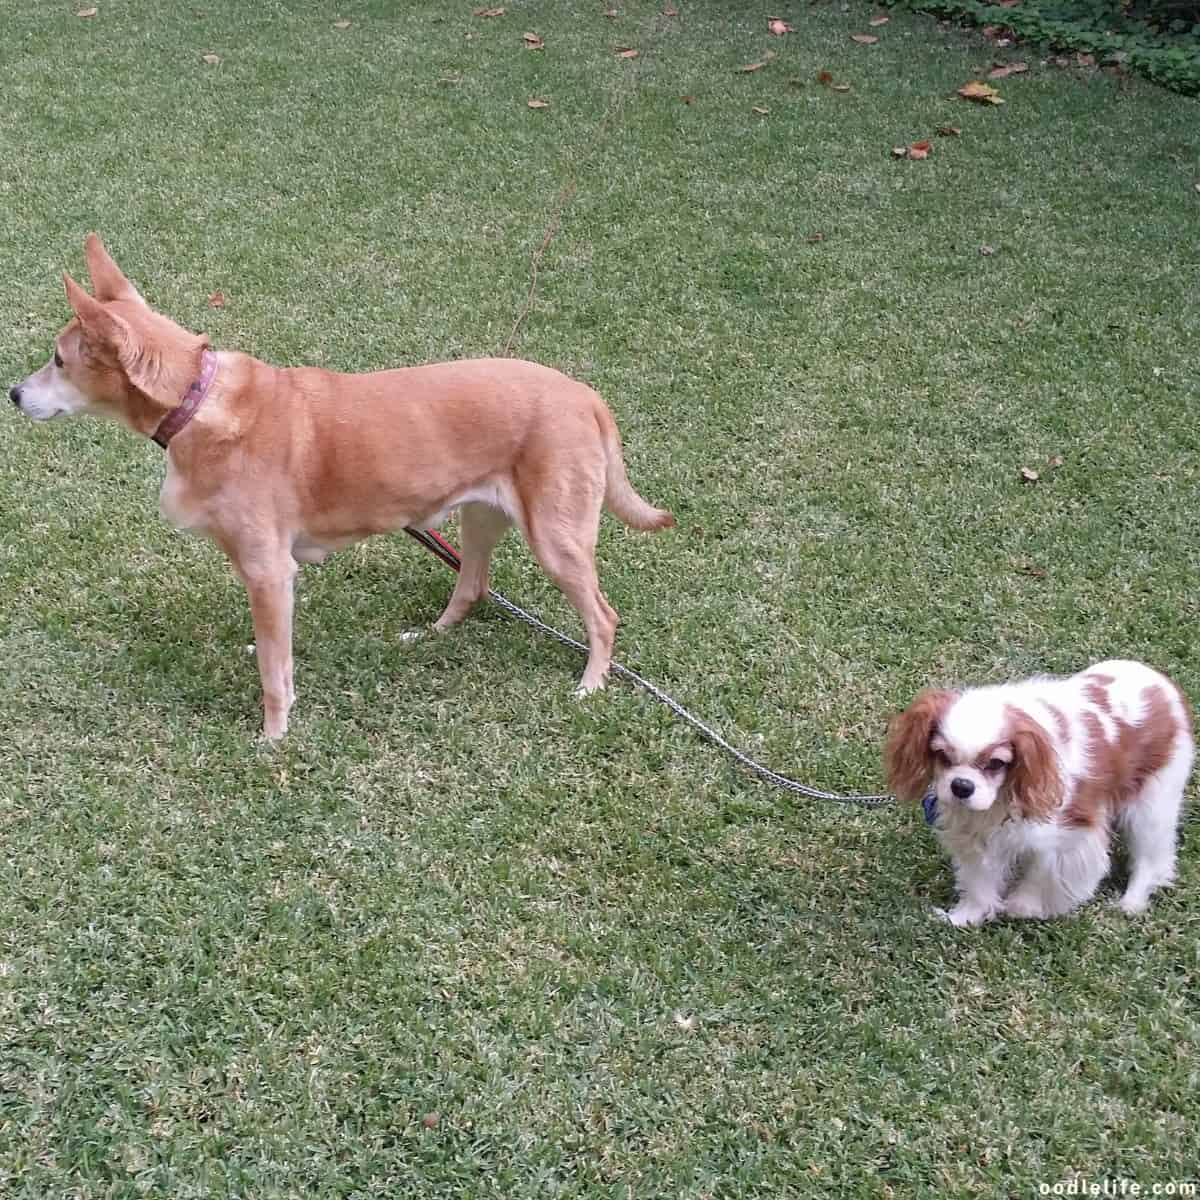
xmin=986 ymin=758 xmax=1007 ymax=772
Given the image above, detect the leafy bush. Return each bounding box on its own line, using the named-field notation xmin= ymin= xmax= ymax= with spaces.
xmin=891 ymin=0 xmax=1200 ymax=93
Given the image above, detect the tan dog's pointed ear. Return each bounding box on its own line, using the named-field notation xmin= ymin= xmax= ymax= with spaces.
xmin=84 ymin=233 xmax=144 ymax=304
xmin=64 ymin=272 xmax=134 ymax=354
xmin=63 ymin=271 xmax=164 ymax=397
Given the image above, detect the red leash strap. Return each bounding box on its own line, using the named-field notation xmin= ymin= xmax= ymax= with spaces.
xmin=404 ymin=527 xmax=462 ymax=572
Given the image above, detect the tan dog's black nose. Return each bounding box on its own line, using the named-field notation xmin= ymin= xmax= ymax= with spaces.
xmin=9 ymin=386 xmax=21 ymax=407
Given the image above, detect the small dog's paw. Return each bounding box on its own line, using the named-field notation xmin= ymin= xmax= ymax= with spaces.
xmin=1001 ymin=893 xmax=1045 ymax=920
xmin=931 ymin=906 xmax=955 ymax=924
xmin=944 ymin=904 xmax=991 ymax=928
xmin=1115 ymin=893 xmax=1150 ymax=916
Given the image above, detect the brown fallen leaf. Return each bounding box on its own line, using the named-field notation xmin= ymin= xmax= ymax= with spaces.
xmin=891 ymin=146 xmax=907 ymax=158
xmin=201 ymin=52 xmax=221 ymax=64
xmin=995 ymin=0 xmax=1021 ymax=6
xmin=936 ymin=124 xmax=962 ymax=135
xmin=804 ymin=232 xmax=825 ymax=243
xmin=831 ymin=82 xmax=851 ymax=91
xmin=737 ymin=51 xmax=777 ymax=72
xmin=908 ymin=139 xmax=932 ymax=159
xmin=207 ymin=290 xmax=226 ymax=308
xmin=980 ymin=244 xmax=995 ymax=255
xmin=752 ymin=105 xmax=769 ymax=114
xmin=77 ymin=6 xmax=98 ymax=15
xmin=333 ymin=19 xmax=351 ymax=29
xmin=988 ymin=60 xmax=1028 ymax=78
xmin=680 ymin=94 xmax=695 ymax=104
xmin=663 ymin=5 xmax=678 ymax=14
xmin=768 ymin=17 xmax=793 ymax=35
xmin=957 ymin=80 xmax=1004 ymax=104
xmin=422 ymin=1113 xmax=440 ymax=1129
xmin=603 ymin=8 xmax=618 ymax=15
xmin=616 ymin=47 xmax=639 ymax=58
xmin=850 ymin=33 xmax=879 ymax=44
xmin=869 ymin=14 xmax=890 ymax=24
xmin=817 ymin=70 xmax=834 ymax=85
xmin=527 ymin=97 xmax=549 ymax=108
xmin=1020 ymin=467 xmax=1040 ymax=482
xmin=1075 ymin=51 xmax=1096 ymax=66
xmin=473 ymin=5 xmax=505 ymax=14
xmin=1048 ymin=454 xmax=1064 ymax=467
xmin=523 ymin=31 xmax=544 ymax=49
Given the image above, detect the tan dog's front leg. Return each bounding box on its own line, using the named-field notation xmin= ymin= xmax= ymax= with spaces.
xmin=229 ymin=547 xmax=297 ymax=739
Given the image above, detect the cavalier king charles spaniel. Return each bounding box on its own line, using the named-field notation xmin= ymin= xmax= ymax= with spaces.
xmin=885 ymin=659 xmax=1193 ymax=926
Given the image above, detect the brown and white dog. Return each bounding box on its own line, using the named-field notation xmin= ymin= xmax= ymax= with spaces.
xmin=10 ymin=235 xmax=673 ymax=738
xmin=885 ymin=660 xmax=1193 ymax=926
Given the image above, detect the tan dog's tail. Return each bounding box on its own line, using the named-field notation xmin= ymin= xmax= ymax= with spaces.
xmin=599 ymin=407 xmax=675 ymax=531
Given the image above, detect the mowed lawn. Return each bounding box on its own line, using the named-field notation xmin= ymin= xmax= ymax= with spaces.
xmin=2 ymin=1 xmax=1198 ymax=1195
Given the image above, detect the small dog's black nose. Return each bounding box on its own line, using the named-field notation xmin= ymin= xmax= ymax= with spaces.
xmin=9 ymin=386 xmax=21 ymax=407
xmin=950 ymin=777 xmax=975 ymax=800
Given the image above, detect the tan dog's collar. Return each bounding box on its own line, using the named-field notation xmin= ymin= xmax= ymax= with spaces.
xmin=152 ymin=350 xmax=217 ymax=448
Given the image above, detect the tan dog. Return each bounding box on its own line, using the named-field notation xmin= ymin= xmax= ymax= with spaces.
xmin=10 ymin=235 xmax=674 ymax=738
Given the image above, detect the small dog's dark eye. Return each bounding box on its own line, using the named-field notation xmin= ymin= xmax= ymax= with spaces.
xmin=53 ymin=350 xmax=63 ymax=368
xmin=986 ymin=758 xmax=1008 ymax=772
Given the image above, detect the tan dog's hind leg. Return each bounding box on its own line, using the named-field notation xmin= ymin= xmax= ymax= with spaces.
xmin=524 ymin=512 xmax=618 ymax=694
xmin=432 ymin=502 xmax=511 ymax=632
xmin=226 ymin=539 xmax=298 ymax=739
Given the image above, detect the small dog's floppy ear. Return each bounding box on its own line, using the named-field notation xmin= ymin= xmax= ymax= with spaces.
xmin=884 ymin=688 xmax=956 ymax=801
xmin=64 ymin=272 xmax=161 ymax=399
xmin=1006 ymin=712 xmax=1063 ymax=821
xmin=83 ymin=233 xmax=144 ymax=304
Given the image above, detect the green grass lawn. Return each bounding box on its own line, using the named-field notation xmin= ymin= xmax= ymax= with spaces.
xmin=2 ymin=1 xmax=1199 ymax=1195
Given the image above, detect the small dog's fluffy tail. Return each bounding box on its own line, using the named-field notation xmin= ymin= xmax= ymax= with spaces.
xmin=599 ymin=408 xmax=674 ymax=532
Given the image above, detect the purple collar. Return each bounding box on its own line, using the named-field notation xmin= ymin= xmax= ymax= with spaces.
xmin=152 ymin=349 xmax=217 ymax=449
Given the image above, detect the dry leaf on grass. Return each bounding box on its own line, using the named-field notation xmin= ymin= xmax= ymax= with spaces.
xmin=768 ymin=17 xmax=793 ymax=35
xmin=869 ymin=14 xmax=890 ymax=24
xmin=936 ymin=124 xmax=962 ymax=135
xmin=988 ymin=60 xmax=1028 ymax=78
xmin=804 ymin=232 xmax=825 ymax=243
xmin=907 ymin=139 xmax=932 ymax=159
xmin=616 ymin=47 xmax=639 ymax=57
xmin=603 ymin=8 xmax=618 ymax=15
xmin=474 ymin=5 xmax=506 ymax=14
xmin=527 ymin=97 xmax=549 ymax=108
xmin=523 ymin=31 xmax=544 ymax=49
xmin=422 ymin=1113 xmax=440 ymax=1129
xmin=1048 ymin=454 xmax=1064 ymax=467
xmin=1076 ymin=51 xmax=1096 ymax=66
xmin=817 ymin=70 xmax=834 ymax=84
xmin=752 ymin=105 xmax=769 ymax=114
xmin=737 ymin=51 xmax=777 ymax=72
xmin=333 ymin=18 xmax=351 ymax=29
xmin=980 ymin=244 xmax=995 ymax=255
xmin=207 ymin=291 xmax=226 ymax=308
xmin=201 ymin=52 xmax=221 ymax=64
xmin=891 ymin=146 xmax=907 ymax=157
xmin=958 ymin=80 xmax=1004 ymax=103
xmin=1020 ymin=467 xmax=1040 ymax=482
xmin=663 ymin=5 xmax=679 ymax=14
xmin=77 ymin=6 xmax=98 ymax=15
xmin=680 ymin=94 xmax=695 ymax=103
xmin=832 ymin=82 xmax=851 ymax=91
xmin=850 ymin=33 xmax=879 ymax=44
